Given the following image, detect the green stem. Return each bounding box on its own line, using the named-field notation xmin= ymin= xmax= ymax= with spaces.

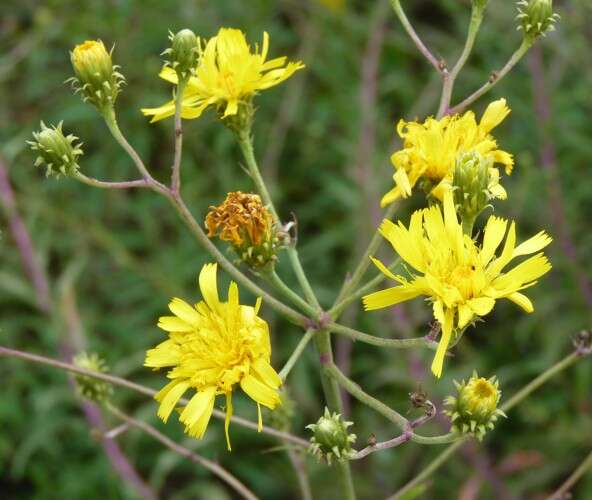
xmin=279 ymin=329 xmax=317 ymax=381
xmin=389 ymin=0 xmax=443 ymax=74
xmin=448 ymin=38 xmax=533 ymax=115
xmin=330 ymin=258 xmax=402 ymax=319
xmin=265 ymin=270 xmax=319 ymax=318
xmin=236 ymin=129 xmax=320 ymax=310
xmin=328 ymin=322 xmax=437 ymax=350
xmin=391 ymin=350 xmax=589 ymax=497
xmin=74 ymin=173 xmax=153 ymax=190
xmin=0 ymin=345 xmax=310 ymax=448
xmin=314 ymin=331 xmax=357 ymax=500
xmin=334 ymin=202 xmax=398 ymax=309
xmin=106 ymin=404 xmax=258 ymax=500
xmin=437 ymin=5 xmax=485 ymax=118
xmin=551 ymin=448 xmax=592 ymax=499
xmin=171 ymin=79 xmax=187 ymax=194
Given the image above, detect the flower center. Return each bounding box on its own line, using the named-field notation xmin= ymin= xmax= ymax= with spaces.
xmin=448 ymin=264 xmax=477 ymax=298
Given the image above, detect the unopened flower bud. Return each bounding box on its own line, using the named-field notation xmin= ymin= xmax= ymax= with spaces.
xmin=164 ymin=29 xmax=200 ymax=79
xmin=68 ymin=40 xmax=125 ymax=111
xmin=306 ymin=408 xmax=356 ymax=464
xmin=516 ymin=0 xmax=560 ymax=39
xmin=28 ymin=121 xmax=83 ymax=177
xmin=73 ymin=352 xmax=113 ymax=403
xmin=444 ymin=371 xmax=506 ymax=440
xmin=452 ymin=150 xmax=492 ymax=227
xmin=205 ymin=191 xmax=289 ymax=268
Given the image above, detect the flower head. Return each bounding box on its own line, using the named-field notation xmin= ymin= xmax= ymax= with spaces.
xmin=145 ymin=263 xmax=282 ymax=450
xmin=381 ymin=99 xmax=513 ymax=207
xmin=517 ymin=0 xmax=560 ymax=39
xmin=444 ymin=371 xmax=506 ymax=440
xmin=206 ymin=192 xmax=287 ymax=268
xmin=164 ymin=29 xmax=200 ymax=79
xmin=142 ymin=28 xmax=305 ymax=123
xmin=363 ymin=191 xmax=552 ymax=377
xmin=28 ymin=121 xmax=83 ymax=177
xmin=307 ymin=408 xmax=356 ymax=464
xmin=68 ymin=40 xmax=124 ymax=110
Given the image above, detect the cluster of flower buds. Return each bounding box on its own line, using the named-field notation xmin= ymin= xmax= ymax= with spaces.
xmin=68 ymin=40 xmax=125 ymax=112
xmin=452 ymin=150 xmax=493 ymax=228
xmin=306 ymin=408 xmax=356 ymax=464
xmin=163 ymin=29 xmax=200 ymax=80
xmin=206 ymin=191 xmax=290 ymax=269
xmin=28 ymin=121 xmax=83 ymax=177
xmin=516 ymin=0 xmax=560 ymax=39
xmin=444 ymin=371 xmax=506 ymax=440
xmin=73 ymin=352 xmax=113 ymax=403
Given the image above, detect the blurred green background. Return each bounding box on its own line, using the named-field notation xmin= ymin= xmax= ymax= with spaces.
xmin=1 ymin=0 xmax=591 ymax=498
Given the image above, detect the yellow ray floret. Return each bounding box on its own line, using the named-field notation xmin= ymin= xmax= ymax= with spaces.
xmin=381 ymin=99 xmax=514 ymax=207
xmin=142 ymin=28 xmax=305 ymax=122
xmin=145 ymin=263 xmax=282 ymax=450
xmin=363 ymin=192 xmax=552 ymax=378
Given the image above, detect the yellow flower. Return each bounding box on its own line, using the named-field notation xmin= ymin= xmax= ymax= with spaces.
xmin=142 ymin=28 xmax=305 ymax=123
xmin=381 ymin=99 xmax=514 ymax=207
xmin=363 ymin=191 xmax=552 ymax=378
xmin=145 ymin=263 xmax=282 ymax=450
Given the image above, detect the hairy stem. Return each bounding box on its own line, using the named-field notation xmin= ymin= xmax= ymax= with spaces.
xmin=437 ymin=4 xmax=485 ymax=117
xmin=286 ymin=446 xmax=313 ymax=500
xmin=279 ymin=329 xmax=317 ymax=381
xmin=74 ymin=173 xmax=153 ymax=190
xmin=107 ymin=404 xmax=258 ymax=500
xmin=0 ymin=345 xmax=310 ymax=448
xmin=448 ymin=39 xmax=533 ymax=115
xmin=265 ymin=270 xmax=319 ymax=317
xmin=389 ymin=0 xmax=443 ymax=74
xmin=171 ymin=79 xmax=187 ymax=194
xmin=328 ymin=322 xmax=437 ymax=350
xmin=237 ymin=129 xmax=320 ymax=309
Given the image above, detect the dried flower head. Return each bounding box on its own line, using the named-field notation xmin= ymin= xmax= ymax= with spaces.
xmin=206 ymin=192 xmax=286 ymax=268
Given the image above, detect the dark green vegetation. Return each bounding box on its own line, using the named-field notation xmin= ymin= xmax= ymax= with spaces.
xmin=1 ymin=0 xmax=591 ymax=498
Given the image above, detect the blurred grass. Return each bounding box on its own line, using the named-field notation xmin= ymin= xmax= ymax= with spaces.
xmin=1 ymin=0 xmax=591 ymax=498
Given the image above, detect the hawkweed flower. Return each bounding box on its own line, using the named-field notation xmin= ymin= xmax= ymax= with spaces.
xmin=73 ymin=352 xmax=113 ymax=403
xmin=206 ymin=192 xmax=287 ymax=268
xmin=68 ymin=40 xmax=124 ymax=111
xmin=142 ymin=27 xmax=305 ymax=124
xmin=307 ymin=408 xmax=356 ymax=464
xmin=444 ymin=371 xmax=506 ymax=440
xmin=381 ymin=99 xmax=513 ymax=207
xmin=28 ymin=121 xmax=83 ymax=177
xmin=145 ymin=263 xmax=282 ymax=450
xmin=363 ymin=191 xmax=552 ymax=377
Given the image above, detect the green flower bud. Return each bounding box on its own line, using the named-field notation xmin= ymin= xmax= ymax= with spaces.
xmin=164 ymin=29 xmax=200 ymax=79
xmin=444 ymin=371 xmax=506 ymax=440
xmin=516 ymin=0 xmax=560 ymax=39
xmin=73 ymin=352 xmax=113 ymax=403
xmin=28 ymin=121 xmax=83 ymax=177
xmin=68 ymin=40 xmax=125 ymax=111
xmin=452 ymin=150 xmax=492 ymax=230
xmin=306 ymin=408 xmax=356 ymax=464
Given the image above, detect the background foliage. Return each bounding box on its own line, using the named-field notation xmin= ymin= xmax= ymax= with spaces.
xmin=1 ymin=0 xmax=591 ymax=498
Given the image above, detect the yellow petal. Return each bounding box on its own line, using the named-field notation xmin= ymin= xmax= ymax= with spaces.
xmin=362 ymin=285 xmax=421 ymax=310
xmin=369 ymin=256 xmax=398 ymax=281
xmin=224 ymin=392 xmax=233 ymax=451
xmin=479 ymin=98 xmax=510 ymax=133
xmin=512 ymin=231 xmax=552 ymax=258
xmin=481 ymin=216 xmax=508 ymax=266
xmin=198 ymin=263 xmax=220 ymax=312
xmin=467 ymin=297 xmax=495 ymax=316
xmin=240 ymin=373 xmax=280 ymax=409
xmin=144 ymin=339 xmax=181 ymax=368
xmin=493 ymin=253 xmax=552 ymax=291
xmin=507 ymin=292 xmax=534 ymax=312
xmin=252 ymin=358 xmax=282 ymax=389
xmin=154 ymin=379 xmax=189 ymax=423
xmin=180 ymin=387 xmax=216 ymax=438
xmin=157 ymin=316 xmax=194 ymax=332
xmin=457 ymin=304 xmax=473 ymax=330
xmin=379 ymin=219 xmax=424 ymax=272
xmin=431 ymin=304 xmax=453 ymax=378
xmin=393 ymin=168 xmax=412 ymax=197
xmin=169 ymin=298 xmax=201 ymax=325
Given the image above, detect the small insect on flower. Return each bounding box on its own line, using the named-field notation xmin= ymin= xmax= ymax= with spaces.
xmin=363 ymin=191 xmax=552 ymax=378
xmin=381 ymin=99 xmax=513 ymax=207
xmin=142 ymin=27 xmax=305 ymax=124
xmin=145 ymin=263 xmax=282 ymax=450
